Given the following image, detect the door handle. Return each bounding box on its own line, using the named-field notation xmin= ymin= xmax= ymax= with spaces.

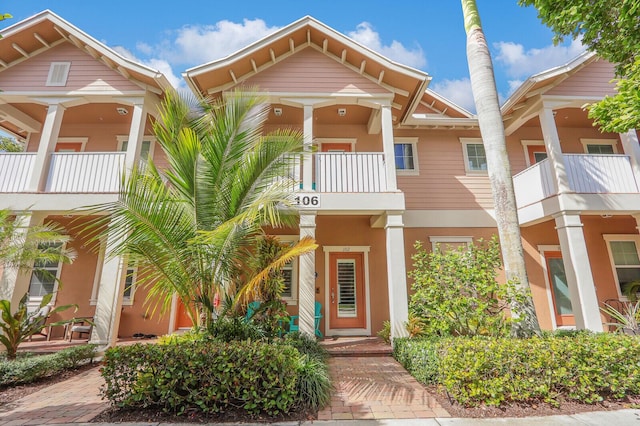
xmin=331 ymin=291 xmax=335 ymax=304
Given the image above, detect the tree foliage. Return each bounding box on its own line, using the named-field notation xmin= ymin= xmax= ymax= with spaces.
xmin=408 ymin=237 xmax=526 ymax=337
xmin=82 ymin=90 xmax=316 ymax=328
xmin=0 ymin=136 xmax=23 ymax=152
xmin=519 ymin=0 xmax=640 ymax=132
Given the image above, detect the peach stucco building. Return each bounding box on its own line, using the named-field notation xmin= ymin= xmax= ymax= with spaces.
xmin=2 ymin=11 xmax=640 ymax=346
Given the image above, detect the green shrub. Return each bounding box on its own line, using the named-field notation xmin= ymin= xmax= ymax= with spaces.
xmin=0 ymin=344 xmax=96 ymax=387
xmin=409 ymin=237 xmax=526 ymax=337
xmin=393 ymin=337 xmax=442 ymax=385
xmin=282 ymin=331 xmax=328 ymax=362
xmin=101 ymin=340 xmax=299 ymax=415
xmin=295 ymin=353 xmax=332 ymax=411
xmin=377 ymin=321 xmax=391 ymax=344
xmin=398 ymin=334 xmax=640 ymax=407
xmin=207 ymin=316 xmax=266 ymax=342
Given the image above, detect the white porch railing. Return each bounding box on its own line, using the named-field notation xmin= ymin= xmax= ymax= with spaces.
xmin=315 ymin=152 xmax=387 ymax=192
xmin=0 ymin=153 xmax=36 ymax=192
xmin=513 ymin=154 xmax=639 ymax=208
xmin=46 ymin=152 xmax=125 ymax=193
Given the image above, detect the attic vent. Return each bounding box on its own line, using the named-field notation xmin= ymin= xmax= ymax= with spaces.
xmin=46 ymin=62 xmax=71 ymax=86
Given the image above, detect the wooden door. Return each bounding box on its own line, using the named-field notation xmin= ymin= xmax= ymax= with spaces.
xmin=321 ymin=143 xmax=352 ymax=153
xmin=175 ymin=299 xmax=193 ymax=329
xmin=329 ymin=252 xmax=366 ymax=329
xmin=545 ymin=251 xmax=575 ymax=326
xmin=527 ymin=145 xmax=547 ymax=165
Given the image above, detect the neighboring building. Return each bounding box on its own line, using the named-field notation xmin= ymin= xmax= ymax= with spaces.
xmin=1 ymin=12 xmax=639 ymax=345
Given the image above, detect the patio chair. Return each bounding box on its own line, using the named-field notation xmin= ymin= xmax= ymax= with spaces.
xmin=289 ymin=301 xmax=323 ymax=338
xmin=245 ymin=301 xmax=261 ymax=321
xmin=27 ymin=305 xmax=51 ymax=341
xmin=67 ymin=317 xmax=94 ymax=341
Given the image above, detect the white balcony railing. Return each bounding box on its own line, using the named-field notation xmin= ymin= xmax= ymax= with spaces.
xmin=45 ymin=152 xmax=125 ymax=193
xmin=513 ymin=154 xmax=639 ymax=208
xmin=315 ymin=152 xmax=387 ymax=192
xmin=0 ymin=153 xmax=36 ymax=192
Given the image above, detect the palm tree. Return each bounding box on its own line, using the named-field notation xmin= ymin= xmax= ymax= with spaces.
xmin=83 ymin=90 xmax=316 ymax=328
xmin=461 ymin=0 xmax=540 ymax=336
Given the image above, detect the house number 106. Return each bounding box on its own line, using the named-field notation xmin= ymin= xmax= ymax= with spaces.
xmin=295 ymin=195 xmax=320 ymax=207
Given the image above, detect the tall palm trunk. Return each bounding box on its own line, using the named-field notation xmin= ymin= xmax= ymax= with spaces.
xmin=461 ymin=0 xmax=540 ymax=336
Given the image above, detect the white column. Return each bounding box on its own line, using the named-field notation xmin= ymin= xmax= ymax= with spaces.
xmin=27 ymin=103 xmax=66 ymax=192
xmin=124 ymin=100 xmax=147 ymax=171
xmin=380 ymin=104 xmax=398 ymax=191
xmin=90 ymin=231 xmax=127 ymax=348
xmin=620 ymin=129 xmax=640 ymax=189
xmin=302 ymin=104 xmax=314 ymax=191
xmin=0 ymin=212 xmax=47 ymax=308
xmin=539 ymin=107 xmax=571 ymax=194
xmin=385 ymin=212 xmax=409 ymax=339
xmin=298 ymin=212 xmax=316 ymax=336
xmin=554 ymin=212 xmax=603 ymax=331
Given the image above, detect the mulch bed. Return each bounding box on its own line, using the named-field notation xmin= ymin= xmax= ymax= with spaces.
xmin=431 ymin=385 xmax=640 ymax=418
xmin=0 ymin=363 xmax=97 ymax=408
xmin=92 ymin=406 xmax=316 ymax=424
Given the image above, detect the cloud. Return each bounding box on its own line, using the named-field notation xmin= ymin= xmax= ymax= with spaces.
xmin=494 ymin=38 xmax=586 ymax=79
xmin=430 ymin=78 xmax=476 ymax=113
xmin=348 ymin=22 xmax=426 ymax=69
xmin=113 ymin=46 xmax=182 ymax=88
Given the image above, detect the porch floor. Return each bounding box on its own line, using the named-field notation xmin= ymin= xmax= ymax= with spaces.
xmin=320 ymin=336 xmax=393 ymax=357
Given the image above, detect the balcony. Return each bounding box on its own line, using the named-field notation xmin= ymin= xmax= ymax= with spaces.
xmin=0 ymin=152 xmax=125 ymax=194
xmin=513 ymin=154 xmax=640 ymax=221
xmin=315 ymin=152 xmax=387 ymax=192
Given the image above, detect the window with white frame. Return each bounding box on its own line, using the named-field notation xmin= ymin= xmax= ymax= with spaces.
xmin=429 ymin=236 xmax=473 ymax=252
xmin=277 ymin=236 xmax=299 ymax=304
xmin=460 ymin=138 xmax=487 ymax=173
xmin=117 ymin=137 xmax=155 ymax=161
xmin=581 ymin=139 xmax=618 ymax=154
xmin=122 ymin=264 xmax=137 ymax=305
xmin=394 ymin=138 xmax=418 ymax=174
xmin=604 ymin=235 xmax=640 ymax=298
xmin=28 ymin=243 xmax=64 ymax=303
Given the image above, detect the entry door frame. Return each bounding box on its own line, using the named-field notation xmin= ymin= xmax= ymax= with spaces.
xmin=538 ymin=245 xmax=575 ymax=329
xmin=317 ymin=138 xmax=356 ymax=153
xmin=323 ymin=245 xmax=371 ymax=336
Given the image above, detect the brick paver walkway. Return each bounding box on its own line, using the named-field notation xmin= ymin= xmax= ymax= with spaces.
xmin=0 ymin=366 xmax=106 ymax=425
xmin=317 ymin=356 xmax=450 ymax=420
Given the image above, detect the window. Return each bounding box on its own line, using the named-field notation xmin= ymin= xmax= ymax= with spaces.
xmin=394 ymin=138 xmax=418 ymax=174
xmin=122 ymin=265 xmax=137 ymax=305
xmin=604 ymin=235 xmax=640 ymax=298
xmin=429 ymin=236 xmax=473 ymax=252
xmin=581 ymin=139 xmax=618 ymax=154
xmin=460 ymin=138 xmax=487 ymax=173
xmin=28 ymin=243 xmax=63 ymax=302
xmin=533 ymin=152 xmax=548 ymax=162
xmin=46 ymin=62 xmax=71 ymax=86
xmin=277 ymin=236 xmax=299 ymax=304
xmin=117 ymin=137 xmax=154 ymax=161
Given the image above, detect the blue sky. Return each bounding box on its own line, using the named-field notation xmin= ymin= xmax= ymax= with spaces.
xmin=3 ymin=1 xmax=585 ymax=112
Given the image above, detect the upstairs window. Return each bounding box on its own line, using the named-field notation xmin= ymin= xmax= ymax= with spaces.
xmin=394 ymin=138 xmax=418 ymax=175
xmin=581 ymin=139 xmax=618 ymax=155
xmin=117 ymin=137 xmax=154 ymax=161
xmin=461 ymin=138 xmax=487 ymax=174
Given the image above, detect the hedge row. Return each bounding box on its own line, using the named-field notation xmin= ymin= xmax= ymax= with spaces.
xmin=0 ymin=344 xmax=97 ymax=387
xmin=101 ymin=340 xmax=300 ymax=415
xmin=394 ymin=333 xmax=640 ymax=407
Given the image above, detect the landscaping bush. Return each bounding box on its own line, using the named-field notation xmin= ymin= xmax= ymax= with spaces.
xmin=295 ymin=353 xmax=331 ymax=411
xmin=409 ymin=237 xmax=526 ymax=337
xmin=0 ymin=344 xmax=96 ymax=387
xmin=101 ymin=340 xmax=299 ymax=415
xmin=282 ymin=331 xmax=328 ymax=361
xmin=395 ymin=334 xmax=640 ymax=407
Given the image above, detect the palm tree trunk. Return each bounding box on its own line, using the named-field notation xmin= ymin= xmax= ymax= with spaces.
xmin=461 ymin=0 xmax=540 ymax=336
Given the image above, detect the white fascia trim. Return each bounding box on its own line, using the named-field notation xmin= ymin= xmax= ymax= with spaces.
xmin=424 ymin=88 xmax=474 ymax=118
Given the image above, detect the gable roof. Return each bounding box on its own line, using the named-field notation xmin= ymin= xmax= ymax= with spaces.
xmin=183 ymin=15 xmax=431 ymax=124
xmin=0 ymin=10 xmax=172 ymax=94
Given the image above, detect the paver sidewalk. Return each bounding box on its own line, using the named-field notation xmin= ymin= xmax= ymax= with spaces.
xmin=317 ymin=356 xmax=450 ymax=420
xmin=0 ymin=365 xmax=106 ymax=425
